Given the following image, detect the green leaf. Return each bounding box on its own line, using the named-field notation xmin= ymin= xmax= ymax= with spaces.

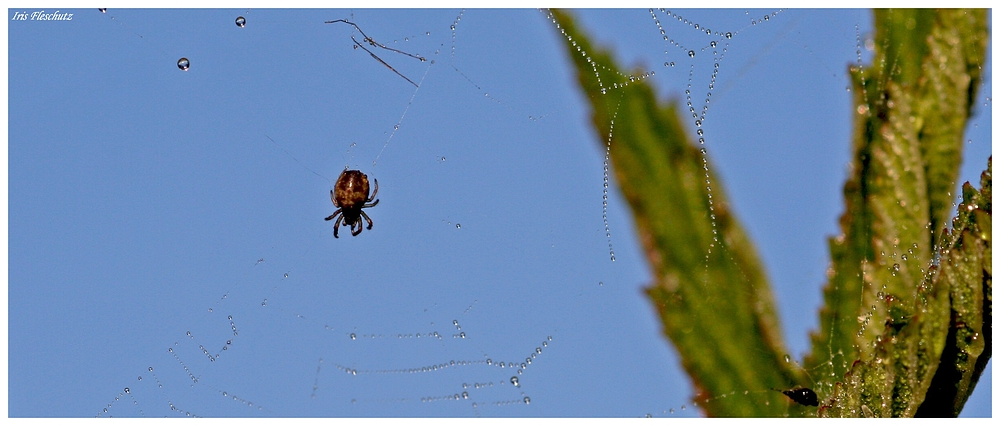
xmin=551 ymin=8 xmax=989 ymax=417
xmin=549 ymin=10 xmax=801 ymax=416
xmin=820 ymin=158 xmax=991 ymax=417
xmin=807 ymin=9 xmax=989 ymax=417
xmin=913 ymin=161 xmax=992 ymax=416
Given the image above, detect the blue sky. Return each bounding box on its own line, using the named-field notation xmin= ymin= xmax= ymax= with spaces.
xmin=6 ymin=8 xmax=992 ymax=417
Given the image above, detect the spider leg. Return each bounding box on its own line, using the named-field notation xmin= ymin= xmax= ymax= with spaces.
xmin=351 ymin=219 xmax=363 ymax=236
xmin=369 ymin=179 xmax=379 ymax=199
xmin=333 ymin=214 xmax=344 ymax=238
xmin=361 ymin=179 xmax=379 ymax=208
xmin=325 ymin=209 xmax=342 ymax=222
xmin=360 ymin=210 xmax=375 ymax=230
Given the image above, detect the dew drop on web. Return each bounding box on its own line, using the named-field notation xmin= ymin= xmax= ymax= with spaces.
xmin=176 ymin=57 xmax=190 ymax=71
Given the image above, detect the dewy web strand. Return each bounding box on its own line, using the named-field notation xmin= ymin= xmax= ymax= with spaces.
xmin=602 ymin=97 xmax=624 ymax=263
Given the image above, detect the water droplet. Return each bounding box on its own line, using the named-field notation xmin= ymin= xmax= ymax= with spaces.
xmin=510 ymin=376 xmax=519 ymax=387
xmin=784 ymin=354 xmax=791 ymax=363
xmin=261 ymin=299 xmax=267 ymax=306
xmin=138 ymin=376 xmax=142 ymax=381
xmin=456 ymin=223 xmax=461 ymax=229
xmin=177 ymin=57 xmax=190 ymax=71
xmin=688 ymin=50 xmax=695 ymax=58
xmin=462 ymin=391 xmax=469 ymax=399
xmin=148 ymin=367 xmax=153 ymax=372
xmin=99 ymin=8 xmax=107 ymax=13
xmin=124 ymin=387 xmax=130 ymax=394
xmin=235 ymin=16 xmax=246 ymax=27
xmin=487 ymin=358 xmax=492 ymax=365
xmin=228 ymin=315 xmax=233 ymax=320
xmin=710 ymin=41 xmax=717 ymax=48
xmin=425 ymin=31 xmax=430 ymax=35
xmin=695 ymin=120 xmax=702 ymax=127
xmin=350 ymin=333 xmax=356 ymax=340
xmin=208 ymin=307 xmax=213 ymax=313
xmin=725 ymin=32 xmax=733 ymax=39
xmin=523 ymin=396 xmax=531 ymax=404
xmin=459 ymin=332 xmax=466 ymax=338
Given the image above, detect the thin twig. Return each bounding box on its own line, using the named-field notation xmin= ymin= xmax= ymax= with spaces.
xmin=325 ymin=19 xmax=426 ymax=87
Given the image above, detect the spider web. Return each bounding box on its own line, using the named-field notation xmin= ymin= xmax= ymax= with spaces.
xmin=5 ymin=7 xmax=992 ymax=418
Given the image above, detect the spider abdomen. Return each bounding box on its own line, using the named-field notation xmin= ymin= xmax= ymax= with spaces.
xmin=334 ymin=170 xmax=371 ymax=210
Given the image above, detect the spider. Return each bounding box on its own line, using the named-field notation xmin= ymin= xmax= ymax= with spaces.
xmin=325 ymin=169 xmax=379 ymax=238
xmin=774 ymin=387 xmax=819 ymax=406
